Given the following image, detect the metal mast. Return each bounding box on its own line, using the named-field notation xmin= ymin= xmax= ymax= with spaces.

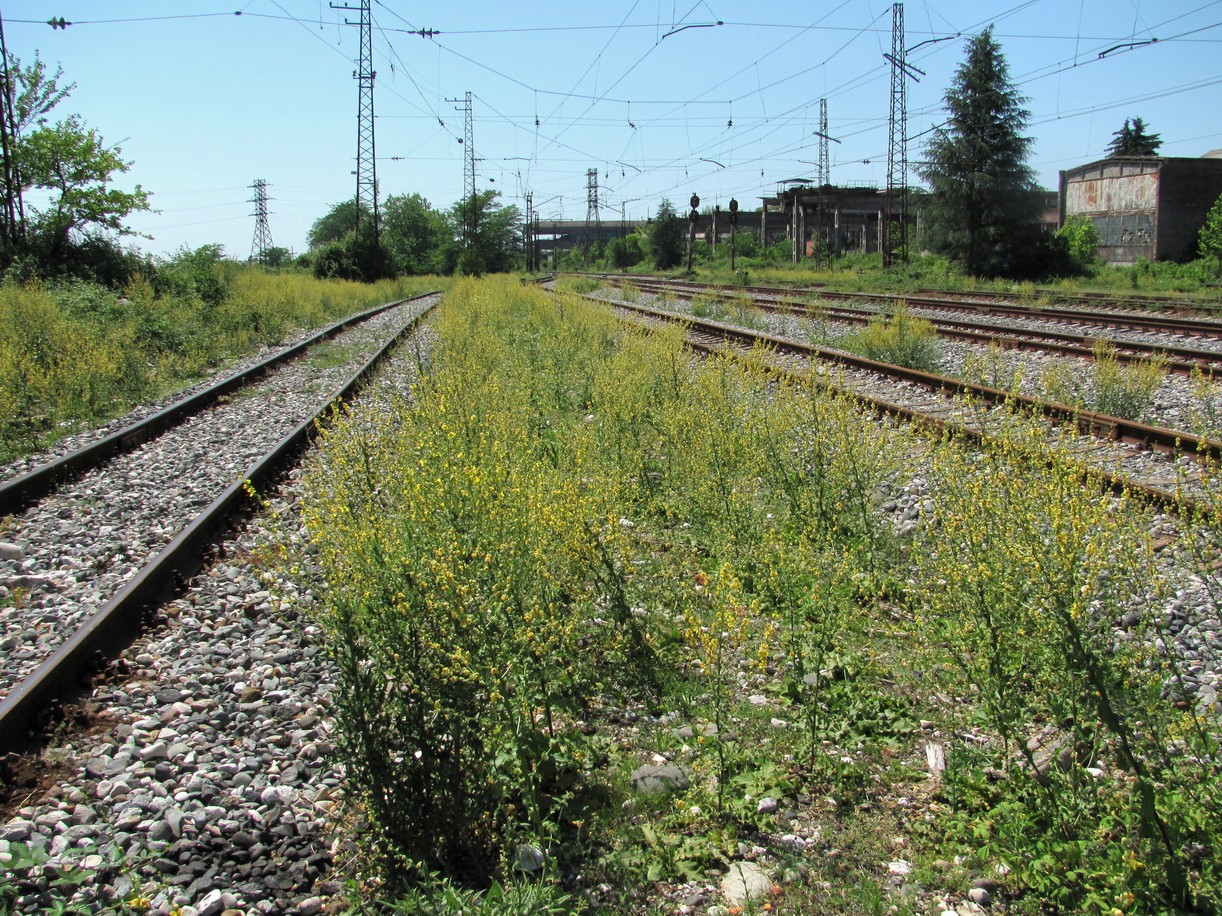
xmin=583 ymin=168 xmax=600 ymax=254
xmin=524 ymin=191 xmax=534 ymax=272
xmin=249 ymin=179 xmax=273 ymax=263
xmin=447 ymin=92 xmax=476 ymax=262
xmin=332 ymin=0 xmax=378 ymax=239
xmin=884 ymin=2 xmax=907 ymax=266
xmin=817 ymin=99 xmax=829 ymax=188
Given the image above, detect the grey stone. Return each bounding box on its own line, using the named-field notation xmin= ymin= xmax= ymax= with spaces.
xmin=630 ymin=764 xmax=690 ymax=795
xmin=720 ymin=861 xmax=772 ymax=906
xmin=197 ymin=889 xmax=227 ymax=916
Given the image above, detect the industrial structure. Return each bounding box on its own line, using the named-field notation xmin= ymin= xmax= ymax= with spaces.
xmin=762 ymin=181 xmax=909 ymax=260
xmin=1060 ymin=152 xmax=1222 ymax=264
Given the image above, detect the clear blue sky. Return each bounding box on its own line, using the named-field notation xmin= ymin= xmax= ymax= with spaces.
xmin=4 ymin=1 xmax=1220 ymax=259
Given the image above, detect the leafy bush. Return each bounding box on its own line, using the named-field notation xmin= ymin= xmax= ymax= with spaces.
xmin=1056 ymin=215 xmax=1101 ymax=274
xmin=840 ymin=305 xmax=943 ymax=372
xmin=1090 ymin=342 xmax=1167 ymax=421
xmin=312 ymin=230 xmax=395 ymax=282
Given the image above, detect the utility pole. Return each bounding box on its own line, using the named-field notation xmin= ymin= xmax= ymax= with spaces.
xmin=447 ymin=92 xmax=477 ymax=272
xmin=524 ymin=191 xmax=534 ymax=272
xmin=331 ymin=0 xmax=378 ymax=241
xmin=249 ymin=179 xmax=273 ymax=263
xmin=0 ymin=10 xmax=25 ymax=248
xmin=817 ymin=99 xmax=830 ymax=189
xmin=885 ymin=2 xmax=913 ymax=267
xmin=583 ymin=168 xmax=600 ymax=260
xmin=817 ymin=98 xmax=829 ymax=269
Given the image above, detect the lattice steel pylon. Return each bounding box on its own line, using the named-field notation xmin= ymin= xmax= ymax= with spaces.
xmin=524 ymin=191 xmax=534 ymax=272
xmin=332 ymin=0 xmax=378 ymax=239
xmin=249 ymin=179 xmax=273 ymax=263
xmin=447 ymin=92 xmax=477 ymax=261
xmin=817 ymin=99 xmax=830 ymax=188
xmin=583 ymin=168 xmax=601 ymax=255
xmin=884 ymin=2 xmax=908 ymax=266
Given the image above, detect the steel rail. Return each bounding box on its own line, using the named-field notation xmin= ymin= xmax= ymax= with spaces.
xmin=0 ymin=295 xmax=439 ymax=752
xmin=583 ymin=273 xmax=1222 ymax=340
xmin=912 ymin=286 xmax=1222 ymax=316
xmin=0 ymin=295 xmax=435 ymax=517
xmin=621 ymin=278 xmax=1222 ymax=376
xmin=586 ymin=295 xmax=1214 ymax=511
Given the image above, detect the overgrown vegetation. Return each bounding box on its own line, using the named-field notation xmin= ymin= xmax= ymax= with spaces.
xmin=1038 ymin=341 xmax=1169 ymax=421
xmin=297 ymin=277 xmax=1222 ymax=913
xmin=0 ymin=252 xmax=443 ymax=463
xmin=838 ymin=305 xmax=944 ymax=373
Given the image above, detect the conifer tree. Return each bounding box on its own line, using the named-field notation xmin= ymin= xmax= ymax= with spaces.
xmin=1105 ymin=117 xmax=1162 ymax=157
xmin=917 ymin=27 xmax=1042 ymax=277
xmin=649 ymin=198 xmax=685 ymax=270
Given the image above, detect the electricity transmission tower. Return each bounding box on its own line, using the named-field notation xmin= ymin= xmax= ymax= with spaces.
xmin=446 ymin=92 xmax=477 ymax=268
xmin=885 ymin=2 xmax=917 ymax=267
xmin=332 ymin=0 xmax=378 ymax=240
xmin=583 ymin=168 xmax=600 ymax=255
xmin=524 ymin=191 xmax=534 ymax=272
xmin=249 ymin=179 xmax=273 ymax=263
xmin=817 ymin=99 xmax=830 ymax=188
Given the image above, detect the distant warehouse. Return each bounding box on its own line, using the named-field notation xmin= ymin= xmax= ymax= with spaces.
xmin=1060 ymin=151 xmax=1222 ymax=265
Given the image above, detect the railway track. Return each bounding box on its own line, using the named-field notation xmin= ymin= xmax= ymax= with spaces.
xmin=617 ymin=277 xmax=1222 ymax=377
xmin=574 ymin=291 xmax=1220 ymax=512
xmin=583 ymin=274 xmax=1222 ymax=374
xmin=0 ymin=292 xmax=440 ymax=751
xmin=911 ymin=284 xmax=1222 ymax=317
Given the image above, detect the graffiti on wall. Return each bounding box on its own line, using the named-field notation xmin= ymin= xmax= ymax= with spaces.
xmin=1093 ymin=213 xmax=1155 ymax=247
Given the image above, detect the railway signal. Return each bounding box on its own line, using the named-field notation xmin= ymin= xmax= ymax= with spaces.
xmin=729 ymin=198 xmax=739 ymax=272
xmin=687 ymin=194 xmax=700 ymax=272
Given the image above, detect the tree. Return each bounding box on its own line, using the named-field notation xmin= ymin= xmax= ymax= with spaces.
xmin=1200 ymin=193 xmax=1222 ymax=278
xmin=1 ymin=53 xmax=72 ymax=245
xmin=20 ymin=114 xmax=151 ymax=254
xmin=917 ymin=28 xmax=1043 ymax=278
xmin=381 ymin=192 xmax=446 ymax=275
xmin=4 ymin=54 xmax=73 ymax=137
xmin=444 ymin=190 xmax=521 ymax=276
xmin=608 ymin=232 xmax=645 ymax=268
xmin=2 ymin=52 xmax=150 ymax=270
xmin=307 ymin=199 xmax=370 ymax=249
xmin=649 ymin=199 xmax=685 ymax=270
xmin=1106 ymin=117 xmax=1162 ymax=157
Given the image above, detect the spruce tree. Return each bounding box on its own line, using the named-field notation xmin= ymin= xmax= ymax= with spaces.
xmin=1105 ymin=117 xmax=1162 ymax=157
xmin=917 ymin=27 xmax=1042 ymax=277
xmin=649 ymin=198 xmax=685 ymax=270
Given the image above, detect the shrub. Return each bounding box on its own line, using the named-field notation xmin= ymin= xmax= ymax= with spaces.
xmin=840 ymin=305 xmax=943 ymax=372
